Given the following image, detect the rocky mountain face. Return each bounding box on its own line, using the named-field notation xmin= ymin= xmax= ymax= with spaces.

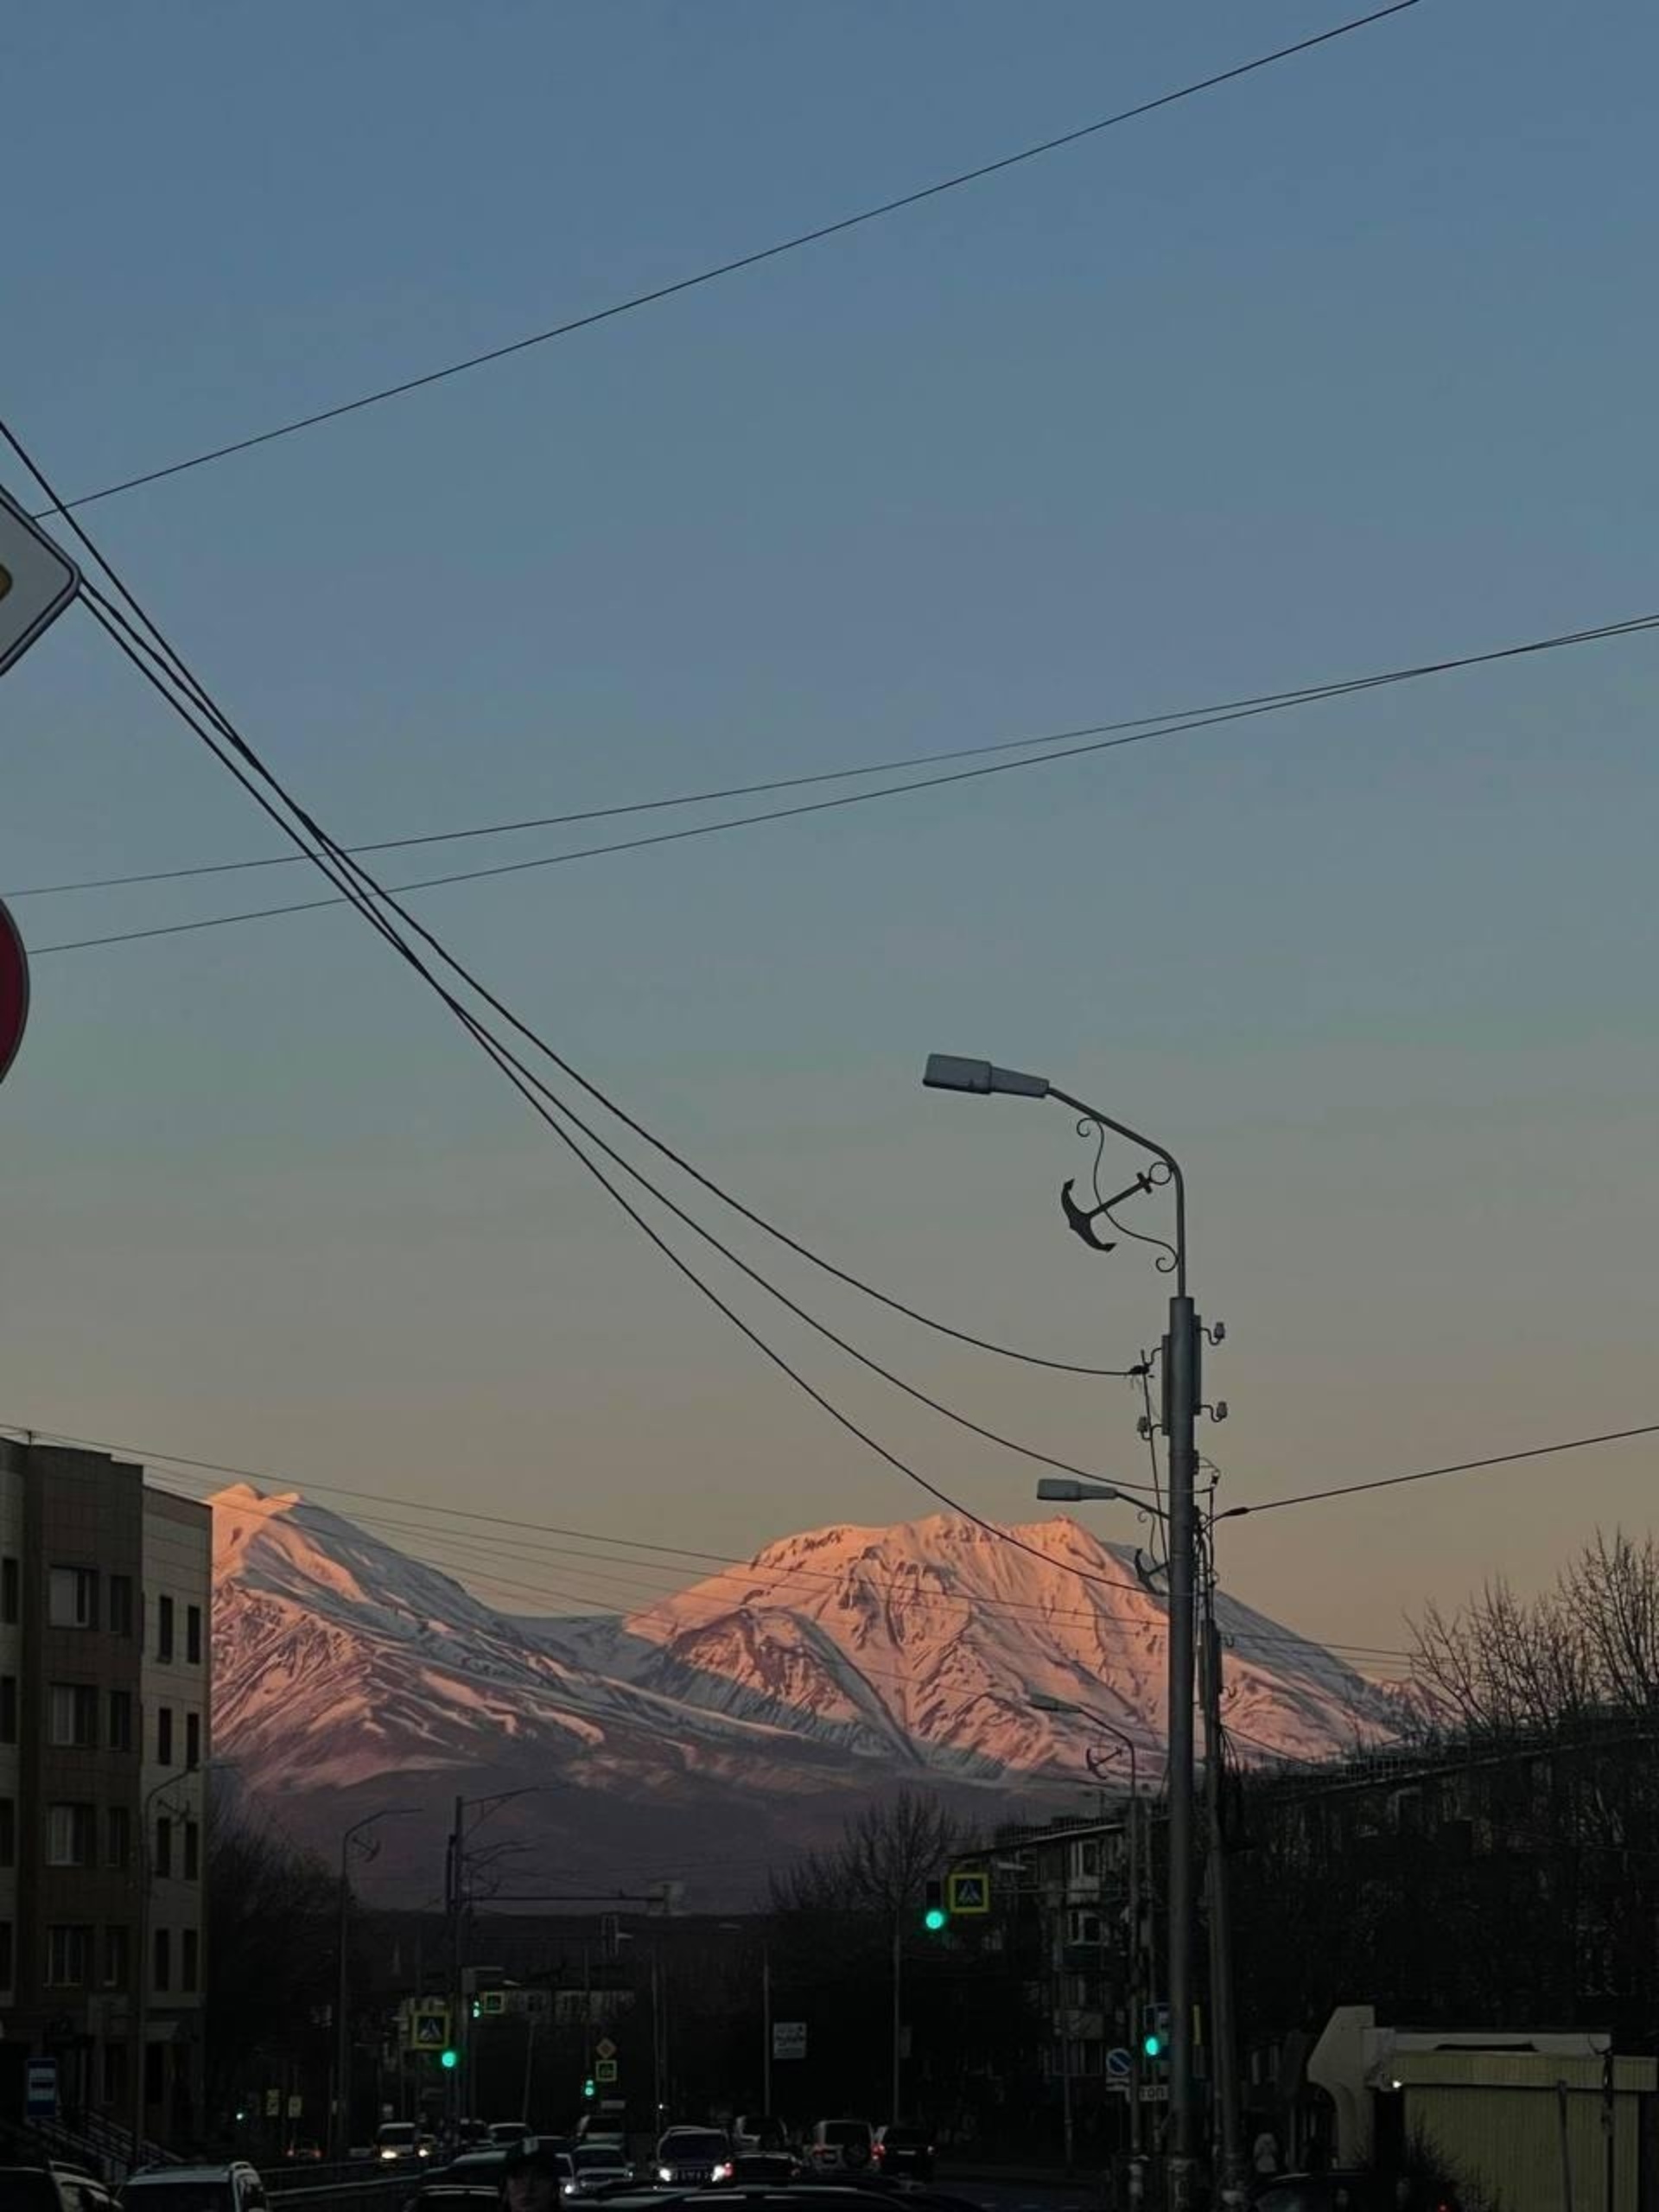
xmin=211 ymin=1487 xmax=1394 ymax=1900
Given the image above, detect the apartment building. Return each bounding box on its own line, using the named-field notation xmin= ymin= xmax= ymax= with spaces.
xmin=0 ymin=1440 xmax=212 ymax=2145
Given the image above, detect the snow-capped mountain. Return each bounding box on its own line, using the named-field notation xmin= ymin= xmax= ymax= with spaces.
xmin=211 ymin=1488 xmax=1395 ymax=1897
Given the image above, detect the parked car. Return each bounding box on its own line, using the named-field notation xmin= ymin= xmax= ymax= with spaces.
xmin=654 ymin=2130 xmax=734 ymax=2186
xmin=123 ymin=2164 xmax=269 ymax=2212
xmin=58 ymin=2178 xmax=118 ymax=2212
xmin=280 ymin=2144 xmax=323 ymax=2165
xmin=871 ymin=2127 xmax=933 ymax=2182
xmin=805 ymin=2121 xmax=874 ymax=2174
xmin=716 ymin=2156 xmax=799 ymax=2186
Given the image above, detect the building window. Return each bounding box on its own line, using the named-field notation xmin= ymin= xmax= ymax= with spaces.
xmin=143 ymin=2041 xmax=163 ymax=2107
xmin=48 ymin=1567 xmax=99 ymax=1630
xmin=49 ymin=1683 xmax=100 ymax=1748
xmin=0 ymin=1556 xmax=17 ymax=1625
xmin=101 ymin=2041 xmax=126 ymax=2105
xmin=109 ymin=1690 xmax=134 ymax=1752
xmin=187 ymin=1605 xmax=202 ymax=1664
xmin=156 ymin=1707 xmax=173 ymax=1765
xmin=103 ymin=1924 xmax=130 ymax=1988
xmin=155 ymin=1817 xmax=172 ymax=1880
xmin=152 ymin=1927 xmax=170 ymax=1993
xmin=1066 ymin=1906 xmax=1103 ymax=1947
xmin=185 ymin=1713 xmax=201 ymax=1770
xmin=0 ymin=1798 xmax=13 ymax=1869
xmin=183 ymin=1821 xmax=200 ymax=1881
xmin=0 ymin=1677 xmax=13 ymax=1745
xmin=48 ymin=1803 xmax=98 ymax=1867
xmin=0 ymin=1921 xmax=12 ymax=1991
xmin=47 ymin=1924 xmax=92 ymax=1986
xmin=107 ymin=1804 xmax=132 ymax=1871
xmin=157 ymin=1596 xmax=175 ymax=1662
xmin=1069 ymin=1839 xmax=1102 ymax=1882
xmin=181 ymin=1929 xmax=199 ymax=1993
xmin=110 ymin=1575 xmax=135 ymax=1637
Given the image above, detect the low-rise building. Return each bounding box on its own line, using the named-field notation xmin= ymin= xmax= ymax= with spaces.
xmin=0 ymin=1440 xmax=211 ymax=2145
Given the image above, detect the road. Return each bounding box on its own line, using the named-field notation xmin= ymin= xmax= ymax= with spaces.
xmin=945 ymin=2178 xmax=1102 ymax=2212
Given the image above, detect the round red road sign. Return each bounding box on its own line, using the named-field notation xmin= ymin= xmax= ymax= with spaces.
xmin=0 ymin=897 xmax=29 ymax=1086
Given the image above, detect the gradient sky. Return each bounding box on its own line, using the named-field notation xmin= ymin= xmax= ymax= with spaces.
xmin=3 ymin=1 xmax=1656 ymax=1665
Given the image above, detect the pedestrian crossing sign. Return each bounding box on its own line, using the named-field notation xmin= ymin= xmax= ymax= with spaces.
xmin=411 ymin=2008 xmax=449 ymax=2048
xmin=947 ymin=1868 xmax=990 ymax=1915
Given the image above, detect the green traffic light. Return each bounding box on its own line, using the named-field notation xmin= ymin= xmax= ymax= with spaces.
xmin=441 ymin=2049 xmax=458 ymax=2070
xmin=583 ymin=2078 xmax=596 ymax=2099
xmin=923 ymin=1906 xmax=948 ymax=1932
xmin=1141 ymin=2032 xmax=1164 ymax=2059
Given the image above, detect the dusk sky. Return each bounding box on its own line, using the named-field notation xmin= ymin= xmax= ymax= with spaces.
xmin=3 ymin=0 xmax=1655 ymax=1663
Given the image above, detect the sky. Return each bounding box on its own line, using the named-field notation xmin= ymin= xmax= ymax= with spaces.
xmin=2 ymin=0 xmax=1656 ymax=1664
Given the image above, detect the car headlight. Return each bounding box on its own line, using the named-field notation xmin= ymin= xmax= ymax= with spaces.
xmin=658 ymin=2168 xmax=674 ymax=2183
xmin=381 ymin=2151 xmax=397 ymax=2163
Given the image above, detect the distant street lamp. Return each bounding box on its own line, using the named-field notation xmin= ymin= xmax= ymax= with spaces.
xmin=923 ymin=1052 xmax=1208 ymax=2209
xmin=336 ymin=1808 xmax=417 ymax=2159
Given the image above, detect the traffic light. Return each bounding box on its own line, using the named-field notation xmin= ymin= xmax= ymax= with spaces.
xmin=1141 ymin=2025 xmax=1166 ymax=2060
xmin=1141 ymin=2002 xmax=1171 ymax=2062
xmin=922 ymin=1878 xmax=949 ymax=1933
xmin=440 ymin=2048 xmax=458 ymax=2071
xmin=470 ymin=1999 xmax=482 ymax=2020
xmin=582 ymin=2077 xmax=596 ymax=2101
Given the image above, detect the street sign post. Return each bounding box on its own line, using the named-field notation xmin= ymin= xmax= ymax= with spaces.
xmin=946 ymin=1868 xmax=991 ymax=1916
xmin=594 ymin=2059 xmax=619 ymax=2085
xmin=0 ymin=899 xmax=28 ymax=1088
xmin=772 ymin=2021 xmax=807 ymax=2062
xmin=0 ymin=485 xmax=78 ymax=680
xmin=410 ymin=2006 xmax=449 ymax=2050
xmin=1106 ymin=2046 xmax=1132 ymax=2082
xmin=595 ymin=2038 xmax=617 ymax=2061
xmin=25 ymin=2057 xmax=57 ymax=2120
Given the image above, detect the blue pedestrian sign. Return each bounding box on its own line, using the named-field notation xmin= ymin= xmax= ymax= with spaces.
xmin=26 ymin=2057 xmax=58 ymax=2119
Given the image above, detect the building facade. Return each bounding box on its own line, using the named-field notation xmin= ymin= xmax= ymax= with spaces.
xmin=0 ymin=1440 xmax=211 ymax=2146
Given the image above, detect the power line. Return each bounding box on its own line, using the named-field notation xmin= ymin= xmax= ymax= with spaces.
xmin=3 ymin=1421 xmax=1414 ymax=1663
xmin=27 ymin=607 xmax=1659 ymax=958
xmin=5 ymin=425 xmax=1155 ymax=1606
xmin=34 ymin=3 xmax=1424 ymax=519
xmin=50 ymin=624 xmax=1141 ymax=1394
xmin=1220 ymin=1422 xmax=1659 ymax=1521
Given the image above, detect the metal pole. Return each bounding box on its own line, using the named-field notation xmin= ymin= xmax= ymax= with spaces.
xmin=448 ymin=1796 xmax=464 ymax=2134
xmin=1127 ymin=1783 xmax=1144 ymax=2163
xmin=131 ymin=1813 xmax=150 ymax=2175
xmin=335 ymin=1832 xmax=353 ymax=2162
xmin=762 ymin=1944 xmax=772 ymax=2115
xmin=1202 ymin=1593 xmax=1246 ymax=2209
xmin=1165 ymin=1291 xmax=1199 ymax=2210
xmin=890 ymin=1914 xmax=903 ymax=2121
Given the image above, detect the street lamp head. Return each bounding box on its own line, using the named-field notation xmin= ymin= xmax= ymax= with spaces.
xmin=1035 ymin=1477 xmax=1119 ymax=1504
xmin=923 ymin=1053 xmax=1050 ymax=1101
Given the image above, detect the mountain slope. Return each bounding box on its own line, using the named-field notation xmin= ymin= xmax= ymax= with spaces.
xmin=213 ymin=1489 xmax=1394 ymax=1852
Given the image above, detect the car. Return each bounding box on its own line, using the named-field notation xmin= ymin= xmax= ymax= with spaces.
xmin=1251 ymin=2177 xmax=1405 ymax=2212
xmin=487 ymin=2126 xmax=533 ymax=2149
xmin=560 ymin=2146 xmax=634 ymax=2197
xmin=730 ymin=2121 xmax=787 ymax=2158
xmin=654 ymin=2131 xmax=734 ymax=2187
xmin=715 ymin=2156 xmax=798 ymax=2185
xmin=122 ymin=2164 xmax=269 ymax=2212
xmin=377 ymin=2125 xmax=429 ymax=2166
xmin=58 ymin=2179 xmax=118 ymax=2212
xmin=804 ymin=2123 xmax=874 ymax=2175
xmin=0 ymin=2170 xmax=73 ymax=2212
xmin=871 ymin=2128 xmax=932 ymax=2183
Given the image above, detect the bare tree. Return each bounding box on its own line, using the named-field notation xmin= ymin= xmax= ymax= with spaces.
xmin=771 ymin=1788 xmax=965 ymax=1915
xmin=1408 ymin=1528 xmax=1659 ymax=1736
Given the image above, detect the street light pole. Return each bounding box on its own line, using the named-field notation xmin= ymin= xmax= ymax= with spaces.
xmin=1033 ymin=1694 xmax=1146 ymax=2179
xmin=336 ymin=1809 xmax=416 ymax=2160
xmin=925 ymin=1055 xmax=1204 ymax=2209
xmin=131 ymin=1761 xmax=228 ymax=2176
